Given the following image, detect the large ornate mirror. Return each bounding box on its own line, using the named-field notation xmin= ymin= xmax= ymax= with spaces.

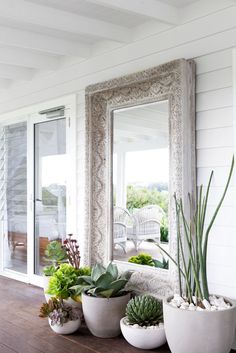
xmin=85 ymin=59 xmax=196 ymax=296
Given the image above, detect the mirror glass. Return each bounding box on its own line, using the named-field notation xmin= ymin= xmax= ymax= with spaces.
xmin=112 ymin=101 xmax=169 ymax=270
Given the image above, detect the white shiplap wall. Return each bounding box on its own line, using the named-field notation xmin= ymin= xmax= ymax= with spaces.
xmin=195 ymin=49 xmax=236 ymax=298
xmin=0 ymin=9 xmax=235 ymax=298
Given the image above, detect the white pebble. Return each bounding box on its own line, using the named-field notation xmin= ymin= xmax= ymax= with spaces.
xmin=196 ymin=306 xmax=204 ymax=311
xmin=202 ymin=299 xmax=211 ymax=311
xmin=189 ymin=303 xmax=196 ymax=311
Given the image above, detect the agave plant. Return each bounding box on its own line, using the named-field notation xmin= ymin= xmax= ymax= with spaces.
xmin=71 ymin=262 xmax=132 ymax=298
xmin=126 ymin=295 xmax=163 ymax=327
xmin=156 ymin=156 xmax=234 ymax=303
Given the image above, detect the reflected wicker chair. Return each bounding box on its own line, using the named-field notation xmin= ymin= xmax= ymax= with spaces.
xmin=113 ymin=207 xmax=133 ymax=253
xmin=128 ymin=205 xmax=165 ymax=251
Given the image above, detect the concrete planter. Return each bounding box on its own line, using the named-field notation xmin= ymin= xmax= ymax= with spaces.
xmin=163 ymin=296 xmax=236 ymax=353
xmin=120 ymin=317 xmax=166 ymax=349
xmin=82 ymin=292 xmax=130 ymax=338
xmin=49 ymin=318 xmax=81 ymax=334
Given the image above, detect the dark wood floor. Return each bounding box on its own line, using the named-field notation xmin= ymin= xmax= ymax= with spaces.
xmin=0 ymin=276 xmax=235 ymax=353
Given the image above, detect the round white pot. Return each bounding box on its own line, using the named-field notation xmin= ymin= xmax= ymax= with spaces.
xmin=163 ymin=296 xmax=236 ymax=353
xmin=82 ymin=292 xmax=130 ymax=338
xmin=43 ymin=275 xmax=52 ymax=302
xmin=49 ymin=318 xmax=81 ymax=334
xmin=120 ymin=317 xmax=166 ymax=349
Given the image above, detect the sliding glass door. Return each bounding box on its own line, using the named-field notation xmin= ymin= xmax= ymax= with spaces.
xmin=2 ymin=122 xmax=27 ymax=274
xmin=34 ymin=118 xmax=67 ymax=275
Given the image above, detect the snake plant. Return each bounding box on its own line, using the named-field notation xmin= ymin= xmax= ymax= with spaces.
xmin=156 ymin=156 xmax=234 ymax=303
xmin=71 ymin=262 xmax=132 ymax=298
xmin=126 ymin=295 xmax=163 ymax=326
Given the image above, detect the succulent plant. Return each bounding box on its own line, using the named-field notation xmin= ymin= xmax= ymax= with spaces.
xmin=128 ymin=253 xmax=155 ymax=267
xmin=39 ymin=297 xmax=81 ymax=326
xmin=62 ymin=234 xmax=81 ymax=269
xmin=126 ymin=295 xmax=163 ymax=327
xmin=71 ymin=262 xmax=132 ymax=298
xmin=47 ymin=263 xmax=91 ymax=299
xmin=43 ymin=240 xmax=68 ymax=276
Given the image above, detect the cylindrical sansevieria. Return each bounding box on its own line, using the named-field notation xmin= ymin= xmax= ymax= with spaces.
xmin=126 ymin=295 xmax=163 ymax=326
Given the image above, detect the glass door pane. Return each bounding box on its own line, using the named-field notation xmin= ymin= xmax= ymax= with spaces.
xmin=34 ymin=119 xmax=66 ymax=275
xmin=2 ymin=122 xmax=27 ymax=273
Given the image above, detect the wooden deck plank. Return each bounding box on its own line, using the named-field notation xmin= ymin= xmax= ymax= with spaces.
xmin=0 ymin=276 xmax=235 ymax=353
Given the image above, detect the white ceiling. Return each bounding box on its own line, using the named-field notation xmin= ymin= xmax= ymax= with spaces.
xmin=0 ymin=0 xmax=234 ymax=89
xmin=114 ymin=101 xmax=169 ymax=152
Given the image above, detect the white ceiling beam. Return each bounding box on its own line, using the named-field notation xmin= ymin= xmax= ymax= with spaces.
xmin=0 ymin=0 xmax=131 ymax=43
xmin=88 ymin=0 xmax=180 ymax=25
xmin=0 ymin=78 xmax=13 ymax=89
xmin=0 ymin=26 xmax=91 ymax=58
xmin=0 ymin=64 xmax=34 ymax=81
xmin=0 ymin=46 xmax=59 ymax=70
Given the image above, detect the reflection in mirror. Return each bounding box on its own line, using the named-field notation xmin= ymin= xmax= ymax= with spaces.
xmin=113 ymin=101 xmax=169 ymax=270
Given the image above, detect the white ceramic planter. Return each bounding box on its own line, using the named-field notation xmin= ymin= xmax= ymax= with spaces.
xmin=82 ymin=292 xmax=130 ymax=338
xmin=163 ymin=296 xmax=236 ymax=353
xmin=43 ymin=275 xmax=52 ymax=302
xmin=120 ymin=317 xmax=166 ymax=349
xmin=49 ymin=318 xmax=81 ymax=334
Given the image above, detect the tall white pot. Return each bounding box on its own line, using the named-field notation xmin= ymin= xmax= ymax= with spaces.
xmin=82 ymin=292 xmax=130 ymax=338
xmin=163 ymin=296 xmax=236 ymax=353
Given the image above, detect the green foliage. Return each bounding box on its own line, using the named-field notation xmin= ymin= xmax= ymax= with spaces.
xmin=47 ymin=263 xmax=91 ymax=299
xmin=126 ymin=184 xmax=168 ymax=214
xmin=160 ymin=218 xmax=169 ymax=243
xmin=39 ymin=297 xmax=80 ymax=326
xmin=43 ymin=241 xmax=68 ymax=275
xmin=71 ymin=263 xmax=132 ymax=298
xmin=156 ymin=156 xmax=234 ymax=303
xmin=153 ymin=257 xmax=169 ymax=270
xmin=128 ymin=253 xmax=155 ymax=267
xmin=126 ymin=295 xmax=163 ymax=326
xmin=128 ymin=253 xmax=169 ymax=269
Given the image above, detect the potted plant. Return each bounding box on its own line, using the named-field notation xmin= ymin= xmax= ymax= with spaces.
xmin=39 ymin=297 xmax=81 ymax=334
xmin=47 ymin=263 xmax=91 ymax=307
xmin=157 ymin=157 xmax=236 ymax=353
xmin=128 ymin=252 xmax=169 ymax=269
xmin=43 ymin=240 xmax=68 ymax=299
xmin=72 ymin=262 xmax=132 ymax=338
xmin=120 ymin=295 xmax=166 ymax=349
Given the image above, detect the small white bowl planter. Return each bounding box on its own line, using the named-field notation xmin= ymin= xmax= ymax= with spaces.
xmin=163 ymin=296 xmax=236 ymax=353
xmin=82 ymin=292 xmax=130 ymax=338
xmin=49 ymin=318 xmax=81 ymax=334
xmin=120 ymin=317 xmax=166 ymax=350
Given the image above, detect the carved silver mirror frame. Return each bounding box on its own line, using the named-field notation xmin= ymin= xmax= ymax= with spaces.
xmin=85 ymin=59 xmax=196 ymax=297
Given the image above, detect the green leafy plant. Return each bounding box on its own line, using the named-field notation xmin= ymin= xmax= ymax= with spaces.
xmin=160 ymin=218 xmax=169 ymax=243
xmin=43 ymin=241 xmax=68 ymax=276
xmin=126 ymin=295 xmax=163 ymax=327
xmin=126 ymin=184 xmax=168 ymax=214
xmin=153 ymin=257 xmax=169 ymax=270
xmin=71 ymin=263 xmax=132 ymax=298
xmin=128 ymin=253 xmax=155 ymax=267
xmin=156 ymin=156 xmax=234 ymax=303
xmin=47 ymin=263 xmax=91 ymax=300
xmin=39 ymin=297 xmax=80 ymax=326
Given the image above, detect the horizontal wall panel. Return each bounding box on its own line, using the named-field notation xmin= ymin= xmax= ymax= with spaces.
xmin=196 ymin=107 xmax=233 ymax=130
xmin=205 ymin=206 xmax=234 ymax=227
xmin=197 ymin=147 xmax=233 ymax=167
xmin=196 ymin=67 xmax=232 ymax=93
xmin=196 ymin=127 xmax=233 ymax=149
xmin=197 ymin=186 xmax=235 ymax=207
xmin=196 ymin=87 xmax=232 ymax=112
xmin=197 ymin=166 xmax=235 ymax=186
xmin=195 ymin=49 xmax=232 ymax=75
